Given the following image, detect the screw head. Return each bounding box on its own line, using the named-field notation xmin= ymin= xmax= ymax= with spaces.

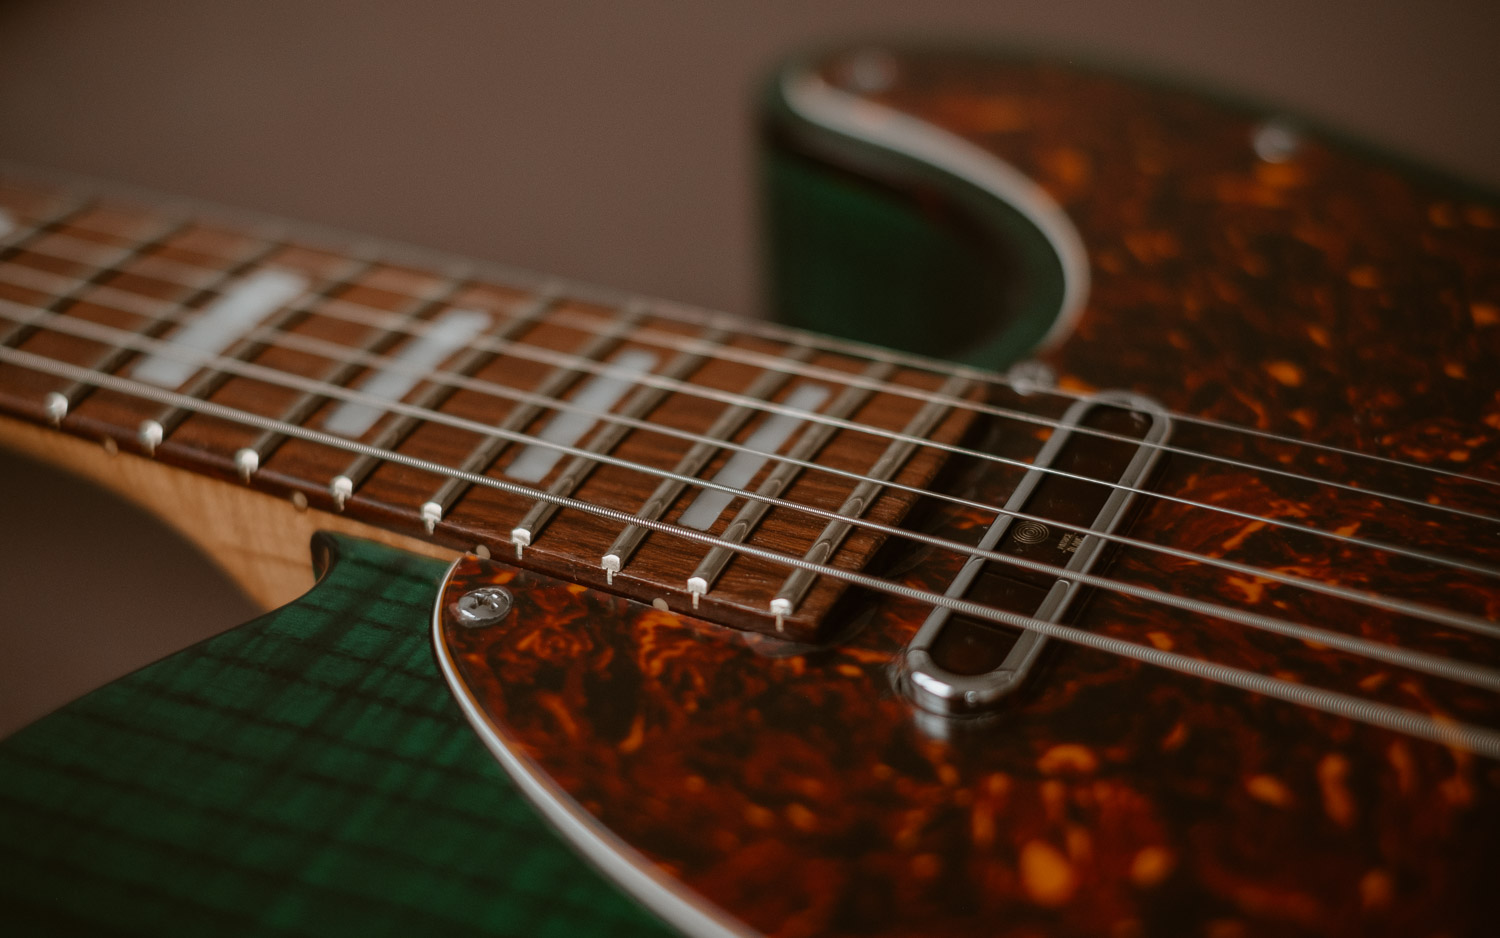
xmin=1007 ymin=360 xmax=1056 ymax=396
xmin=453 ymin=587 xmax=513 ymax=627
xmin=838 ymin=49 xmax=898 ymax=94
xmin=1252 ymin=120 xmax=1301 ymax=163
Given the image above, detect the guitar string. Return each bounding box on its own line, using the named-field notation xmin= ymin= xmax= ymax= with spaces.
xmin=17 ymin=227 xmax=1497 ymax=525
xmin=0 ymin=194 xmax=98 ymax=260
xmin=5 ymin=199 xmax=1499 ymax=598
xmin=6 ymin=290 xmax=1495 ymax=645
xmin=4 ymin=267 xmax=1500 ymax=607
xmin=2 ymin=343 xmax=1496 ymax=760
xmin=3 ymin=255 xmax=1495 ymax=587
xmin=4 ymin=308 xmax=1499 ymax=700
xmin=491 ymin=297 xmax=1500 ymax=524
xmin=641 ymin=289 xmax=1500 ymax=490
xmin=3 ymin=167 xmax=1493 ymax=494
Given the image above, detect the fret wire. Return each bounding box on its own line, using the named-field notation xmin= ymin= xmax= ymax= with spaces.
xmin=234 ymin=266 xmax=474 ymax=480
xmin=0 ymin=194 xmax=96 ymax=258
xmin=14 ymin=227 xmax=230 ymax=292
xmin=509 ymin=327 xmax=733 ymax=557
xmin=96 ymin=235 xmax=298 ymax=446
xmin=601 ymin=344 xmax=819 ymax=582
xmin=11 ymin=296 xmax=1498 ymax=643
xmin=418 ymin=306 xmax=647 ymax=533
xmin=770 ymin=375 xmax=972 ymax=627
xmin=6 ymin=163 xmax=1488 ymax=493
xmin=141 ymin=250 xmax=381 ymax=447
xmin=0 ymin=213 xmax=188 ymax=356
xmin=330 ymin=290 xmax=561 ymax=508
xmin=0 ymin=266 xmax=183 ymax=320
xmin=6 ymin=215 xmax=197 ymax=424
xmin=14 ymin=231 xmax=1495 ymax=526
xmin=7 ymin=313 xmax=1500 ymax=665
xmin=687 ymin=361 xmax=897 ymax=604
xmin=3 ymin=341 xmax=1496 ymax=758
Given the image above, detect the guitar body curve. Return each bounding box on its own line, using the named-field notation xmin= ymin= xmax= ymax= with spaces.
xmin=437 ymin=46 xmax=1500 ymax=938
xmin=0 ymin=533 xmax=670 ymax=937
xmin=1 ymin=43 xmax=1496 ymax=938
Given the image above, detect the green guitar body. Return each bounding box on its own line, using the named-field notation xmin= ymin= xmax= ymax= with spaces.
xmin=0 ymin=534 xmax=671 ymax=936
xmin=3 ymin=44 xmax=1497 ymax=938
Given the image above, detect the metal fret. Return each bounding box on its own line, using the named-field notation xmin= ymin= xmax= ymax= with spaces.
xmin=328 ymin=291 xmax=559 ymax=509
xmin=600 ymin=344 xmax=818 ymax=583
xmin=769 ymin=374 xmax=971 ymax=629
xmin=59 ymin=236 xmax=293 ymax=428
xmin=1 ymin=214 xmax=187 ymax=354
xmin=685 ymin=360 xmax=897 ymax=608
xmin=231 ymin=270 xmax=472 ymax=480
xmin=136 ymin=244 xmax=344 ymax=451
xmin=3 ymin=214 xmax=193 ymax=423
xmin=0 ymin=194 xmax=94 ymax=257
xmin=17 ymin=228 xmax=227 ymax=294
xmin=509 ymin=327 xmax=731 ymax=557
xmin=419 ymin=306 xmax=646 ymax=533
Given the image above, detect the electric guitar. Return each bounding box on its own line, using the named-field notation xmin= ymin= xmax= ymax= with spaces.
xmin=1 ymin=46 xmax=1496 ymax=937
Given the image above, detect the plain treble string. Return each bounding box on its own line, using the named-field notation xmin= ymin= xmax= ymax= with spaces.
xmin=4 ymin=305 xmax=1500 ymax=699
xmin=14 ymin=225 xmax=1498 ymax=517
xmin=2 ymin=341 xmax=1497 ymax=761
xmin=6 ymin=293 xmax=1496 ymax=643
xmin=7 ymin=170 xmax=1494 ymax=497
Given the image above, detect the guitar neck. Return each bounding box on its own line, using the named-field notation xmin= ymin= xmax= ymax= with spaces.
xmin=0 ymin=167 xmax=989 ymax=639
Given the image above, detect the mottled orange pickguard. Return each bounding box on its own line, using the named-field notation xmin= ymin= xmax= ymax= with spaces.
xmin=440 ymin=50 xmax=1499 ymax=937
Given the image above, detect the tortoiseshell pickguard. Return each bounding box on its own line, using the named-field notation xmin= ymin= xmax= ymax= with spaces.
xmin=438 ymin=50 xmax=1499 ymax=937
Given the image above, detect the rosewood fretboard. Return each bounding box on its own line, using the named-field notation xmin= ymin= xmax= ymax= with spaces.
xmin=0 ymin=170 xmax=978 ymax=639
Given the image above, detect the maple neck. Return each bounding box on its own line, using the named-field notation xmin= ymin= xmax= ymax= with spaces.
xmin=0 ymin=168 xmax=990 ymax=639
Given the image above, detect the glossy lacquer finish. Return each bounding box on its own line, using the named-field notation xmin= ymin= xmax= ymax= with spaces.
xmin=439 ymin=50 xmax=1500 ymax=937
xmin=0 ymin=535 xmax=670 ymax=937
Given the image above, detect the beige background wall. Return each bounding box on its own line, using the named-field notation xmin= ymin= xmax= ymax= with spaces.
xmin=2 ymin=0 xmax=1497 ymax=733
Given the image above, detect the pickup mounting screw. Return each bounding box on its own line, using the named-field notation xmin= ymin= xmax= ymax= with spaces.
xmin=1252 ymin=120 xmax=1301 ymax=163
xmin=454 ymin=587 xmax=513 ymax=627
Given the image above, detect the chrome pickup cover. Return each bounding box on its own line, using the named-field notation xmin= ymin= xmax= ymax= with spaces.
xmin=900 ymin=390 xmax=1171 ymax=716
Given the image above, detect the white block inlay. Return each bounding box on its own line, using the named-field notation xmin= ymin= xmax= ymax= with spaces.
xmin=678 ymin=383 xmax=830 ymax=530
xmin=132 ymin=268 xmax=308 ymax=388
xmin=505 ymin=348 xmax=658 ymax=483
xmin=323 ymin=307 xmax=491 ymax=437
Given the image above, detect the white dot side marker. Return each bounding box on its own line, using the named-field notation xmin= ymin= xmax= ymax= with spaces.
xmin=137 ymin=420 xmax=163 ymax=454
xmin=770 ymin=597 xmax=793 ymax=633
xmin=234 ymin=448 xmax=259 ymax=481
xmin=330 ymin=475 xmax=354 ymax=510
xmin=686 ymin=576 xmax=708 ymax=610
xmin=43 ymin=392 xmax=68 ymax=425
